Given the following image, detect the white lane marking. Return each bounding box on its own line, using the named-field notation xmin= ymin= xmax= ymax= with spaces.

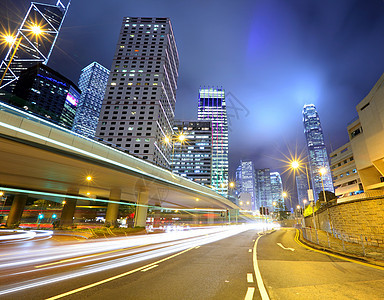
xmin=247 ymin=273 xmax=254 ymax=283
xmin=141 ymin=265 xmax=158 ymax=272
xmin=253 ymin=235 xmax=270 ymax=300
xmin=244 ymin=287 xmax=255 ymax=300
xmin=249 ymin=249 xmax=252 ymax=253
xmin=277 ymin=243 xmax=295 ymax=251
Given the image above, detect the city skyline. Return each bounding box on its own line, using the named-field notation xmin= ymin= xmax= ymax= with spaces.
xmin=1 ymin=0 xmax=384 ymax=191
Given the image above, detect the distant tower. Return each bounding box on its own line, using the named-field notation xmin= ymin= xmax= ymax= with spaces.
xmin=256 ymin=168 xmax=272 ymax=209
xmin=236 ymin=160 xmax=257 ymax=210
xmin=72 ymin=62 xmax=109 ymax=138
xmin=0 ymin=1 xmax=71 ymax=91
xmin=198 ymin=87 xmax=229 ymax=195
xmin=303 ymin=104 xmax=334 ymax=200
xmin=95 ymin=17 xmax=179 ymax=169
xmin=296 ymin=173 xmax=309 ymax=205
xmin=270 ymin=172 xmax=283 ymax=208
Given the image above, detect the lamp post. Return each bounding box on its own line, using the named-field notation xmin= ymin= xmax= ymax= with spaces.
xmin=0 ymin=25 xmax=43 ymax=88
xmin=282 ymin=191 xmax=293 ymax=219
xmin=164 ymin=132 xmax=187 ymax=168
xmin=319 ymin=167 xmax=334 ymax=234
xmin=290 ymin=160 xmax=317 ymax=230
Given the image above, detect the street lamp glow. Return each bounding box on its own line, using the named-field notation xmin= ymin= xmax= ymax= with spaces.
xmin=319 ymin=167 xmax=326 ymax=175
xmin=86 ymin=192 xmax=91 ymax=196
xmin=303 ymin=199 xmax=307 ymax=205
xmin=272 ymin=201 xmax=276 ymax=206
xmin=4 ymin=35 xmax=15 ymax=44
xmin=86 ymin=176 xmax=92 ymax=182
xmin=229 ymin=182 xmax=235 ymax=188
xmin=282 ymin=192 xmax=287 ymax=198
xmin=31 ymin=25 xmax=42 ymax=35
xmin=164 ymin=136 xmax=170 ymax=144
xmin=0 ymin=191 xmax=3 ymax=197
xmin=291 ymin=160 xmax=300 ymax=169
xmin=178 ymin=134 xmax=186 ymax=142
xmin=297 ymin=205 xmax=300 ymax=209
xmin=239 ymin=201 xmax=243 ymax=205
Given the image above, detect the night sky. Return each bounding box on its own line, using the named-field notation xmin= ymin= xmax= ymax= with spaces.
xmin=2 ymin=0 xmax=384 ymax=195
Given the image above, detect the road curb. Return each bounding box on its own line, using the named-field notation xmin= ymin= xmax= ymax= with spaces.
xmin=296 ymin=229 xmax=384 ymax=269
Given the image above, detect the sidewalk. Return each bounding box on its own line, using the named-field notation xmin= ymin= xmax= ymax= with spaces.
xmin=299 ymin=227 xmax=384 ymax=267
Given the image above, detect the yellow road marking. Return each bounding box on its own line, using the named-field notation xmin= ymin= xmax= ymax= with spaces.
xmin=248 ymin=249 xmax=252 ymax=253
xmin=46 ymin=247 xmax=195 ymax=299
xmin=141 ymin=265 xmax=158 ymax=272
xmin=247 ymin=273 xmax=254 ymax=283
xmin=294 ymin=229 xmax=384 ymax=271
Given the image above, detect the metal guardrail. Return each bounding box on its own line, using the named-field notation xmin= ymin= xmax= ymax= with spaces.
xmin=301 ymin=227 xmax=384 ymax=260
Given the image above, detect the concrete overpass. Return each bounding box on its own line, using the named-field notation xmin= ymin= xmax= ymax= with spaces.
xmin=0 ymin=102 xmax=239 ymax=227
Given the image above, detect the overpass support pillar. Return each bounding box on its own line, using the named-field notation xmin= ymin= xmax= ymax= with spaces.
xmin=106 ymin=189 xmax=121 ymax=227
xmin=60 ymin=188 xmax=78 ymax=227
xmin=134 ymin=189 xmax=149 ymax=228
xmin=6 ymin=194 xmax=27 ymax=228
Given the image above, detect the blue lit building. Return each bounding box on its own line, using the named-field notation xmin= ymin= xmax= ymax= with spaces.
xmin=198 ymin=87 xmax=228 ymax=195
xmin=72 ymin=62 xmax=110 ymax=138
xmin=296 ymin=173 xmax=309 ymax=205
xmin=303 ymin=104 xmax=334 ymax=200
xmin=270 ymin=172 xmax=283 ymax=209
xmin=235 ymin=160 xmax=257 ymax=210
xmin=256 ymin=168 xmax=272 ymax=209
xmin=13 ymin=63 xmax=80 ymax=128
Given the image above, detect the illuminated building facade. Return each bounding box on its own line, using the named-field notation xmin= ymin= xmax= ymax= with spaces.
xmin=0 ymin=1 xmax=70 ymax=92
xmin=235 ymin=160 xmax=257 ymax=210
xmin=13 ymin=63 xmax=80 ymax=128
xmin=303 ymin=104 xmax=334 ymax=200
xmin=171 ymin=120 xmax=212 ymax=185
xmin=72 ymin=62 xmax=109 ymax=138
xmin=270 ymin=172 xmax=283 ymax=208
xmin=95 ymin=17 xmax=179 ymax=169
xmin=198 ymin=87 xmax=228 ymax=195
xmin=256 ymin=168 xmax=272 ymax=209
xmin=296 ymin=173 xmax=309 ymax=205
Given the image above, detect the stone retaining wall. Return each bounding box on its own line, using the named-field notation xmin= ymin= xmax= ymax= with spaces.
xmin=304 ymin=198 xmax=384 ymax=247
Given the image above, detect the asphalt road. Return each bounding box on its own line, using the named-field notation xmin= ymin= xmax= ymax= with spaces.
xmin=0 ymin=227 xmax=383 ymax=300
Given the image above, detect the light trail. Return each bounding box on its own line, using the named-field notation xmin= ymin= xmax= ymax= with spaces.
xmin=0 ymin=224 xmax=259 ymax=296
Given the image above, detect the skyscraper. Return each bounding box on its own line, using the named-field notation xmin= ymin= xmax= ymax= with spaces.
xmin=256 ymin=168 xmax=272 ymax=209
xmin=72 ymin=62 xmax=109 ymax=138
xmin=0 ymin=0 xmax=71 ymax=91
xmin=303 ymin=104 xmax=334 ymax=200
xmin=296 ymin=173 xmax=309 ymax=206
xmin=171 ymin=120 xmax=212 ymax=185
xmin=198 ymin=87 xmax=229 ymax=195
xmin=95 ymin=17 xmax=179 ymax=169
xmin=270 ymin=172 xmax=283 ymax=208
xmin=235 ymin=160 xmax=257 ymax=210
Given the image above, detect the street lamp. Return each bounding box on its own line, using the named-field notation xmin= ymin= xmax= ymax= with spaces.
xmin=282 ymin=191 xmax=293 ymax=218
xmin=164 ymin=132 xmax=188 ymax=165
xmin=0 ymin=24 xmax=43 ymax=88
xmin=290 ymin=160 xmax=317 ymax=230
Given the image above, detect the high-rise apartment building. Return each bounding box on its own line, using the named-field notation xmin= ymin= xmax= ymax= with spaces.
xmin=0 ymin=1 xmax=70 ymax=91
xmin=198 ymin=87 xmax=228 ymax=195
xmin=235 ymin=160 xmax=257 ymax=210
xmin=72 ymin=62 xmax=109 ymax=138
xmin=303 ymin=104 xmax=334 ymax=200
xmin=296 ymin=173 xmax=309 ymax=206
xmin=270 ymin=172 xmax=283 ymax=208
xmin=95 ymin=17 xmax=179 ymax=169
xmin=171 ymin=120 xmax=212 ymax=185
xmin=256 ymin=168 xmax=272 ymax=209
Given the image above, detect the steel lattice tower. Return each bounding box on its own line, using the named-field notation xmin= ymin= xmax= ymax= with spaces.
xmin=0 ymin=1 xmax=70 ymax=91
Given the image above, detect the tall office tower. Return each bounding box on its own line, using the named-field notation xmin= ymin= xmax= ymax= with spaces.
xmin=13 ymin=63 xmax=80 ymax=128
xmin=95 ymin=17 xmax=179 ymax=169
xmin=256 ymin=168 xmax=272 ymax=209
xmin=0 ymin=1 xmax=71 ymax=92
xmin=72 ymin=62 xmax=110 ymax=138
xmin=296 ymin=173 xmax=309 ymax=206
xmin=235 ymin=160 xmax=257 ymax=210
xmin=303 ymin=104 xmax=334 ymax=200
xmin=198 ymin=87 xmax=228 ymax=195
xmin=270 ymin=172 xmax=283 ymax=208
xmin=171 ymin=120 xmax=212 ymax=185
